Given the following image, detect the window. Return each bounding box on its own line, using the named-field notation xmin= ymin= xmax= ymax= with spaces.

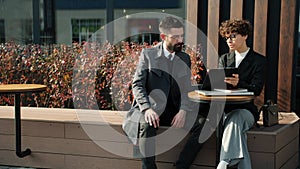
xmin=40 ymin=0 xmax=56 ymax=44
xmin=21 ymin=19 xmax=33 ymax=44
xmin=126 ymin=19 xmax=160 ymax=44
xmin=71 ymin=19 xmax=103 ymax=43
xmin=296 ymin=13 xmax=300 ymax=114
xmin=0 ymin=20 xmax=4 ymax=43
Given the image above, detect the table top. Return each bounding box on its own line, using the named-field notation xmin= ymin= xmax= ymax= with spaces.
xmin=188 ymin=90 xmax=254 ymax=103
xmin=0 ymin=84 xmax=47 ymax=93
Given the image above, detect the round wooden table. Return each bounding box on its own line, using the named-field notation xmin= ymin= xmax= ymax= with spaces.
xmin=188 ymin=90 xmax=254 ymax=166
xmin=188 ymin=90 xmax=254 ymax=103
xmin=0 ymin=84 xmax=47 ymax=158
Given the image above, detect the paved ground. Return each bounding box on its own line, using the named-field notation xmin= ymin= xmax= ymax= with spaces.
xmin=0 ymin=167 xmax=36 ymax=169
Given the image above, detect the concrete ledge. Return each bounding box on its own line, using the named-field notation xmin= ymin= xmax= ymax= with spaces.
xmin=0 ymin=106 xmax=298 ymax=169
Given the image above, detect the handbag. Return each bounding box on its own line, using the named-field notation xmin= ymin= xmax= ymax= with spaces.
xmin=260 ymin=99 xmax=279 ymax=127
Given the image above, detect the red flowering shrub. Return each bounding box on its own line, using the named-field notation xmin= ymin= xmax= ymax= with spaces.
xmin=0 ymin=41 xmax=205 ymax=110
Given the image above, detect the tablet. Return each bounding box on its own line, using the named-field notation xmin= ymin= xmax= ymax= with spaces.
xmin=209 ymin=68 xmax=238 ymax=77
xmin=201 ymin=68 xmax=238 ymax=90
xmin=224 ymin=67 xmax=238 ymax=77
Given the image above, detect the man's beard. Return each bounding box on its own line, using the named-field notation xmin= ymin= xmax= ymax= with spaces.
xmin=174 ymin=42 xmax=184 ymax=52
xmin=167 ymin=42 xmax=184 ymax=53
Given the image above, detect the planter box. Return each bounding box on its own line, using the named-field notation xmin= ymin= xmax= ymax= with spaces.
xmin=0 ymin=106 xmax=298 ymax=169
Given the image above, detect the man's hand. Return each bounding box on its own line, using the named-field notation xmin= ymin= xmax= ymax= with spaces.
xmin=224 ymin=74 xmax=239 ymax=87
xmin=171 ymin=109 xmax=186 ymax=128
xmin=145 ymin=108 xmax=160 ymax=128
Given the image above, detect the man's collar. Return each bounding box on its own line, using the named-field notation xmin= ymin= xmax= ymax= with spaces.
xmin=163 ymin=41 xmax=175 ymax=60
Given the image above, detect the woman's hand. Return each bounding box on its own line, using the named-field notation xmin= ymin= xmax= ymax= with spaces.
xmin=171 ymin=109 xmax=186 ymax=128
xmin=224 ymin=74 xmax=239 ymax=87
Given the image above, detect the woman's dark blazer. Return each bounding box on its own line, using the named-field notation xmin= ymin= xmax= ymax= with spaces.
xmin=218 ymin=49 xmax=267 ymax=122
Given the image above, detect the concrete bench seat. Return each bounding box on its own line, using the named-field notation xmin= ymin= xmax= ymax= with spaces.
xmin=0 ymin=106 xmax=298 ymax=169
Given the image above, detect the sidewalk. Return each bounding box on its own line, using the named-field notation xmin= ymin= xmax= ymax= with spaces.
xmin=0 ymin=166 xmax=36 ymax=169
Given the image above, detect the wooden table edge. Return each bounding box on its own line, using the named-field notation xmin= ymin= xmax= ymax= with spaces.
xmin=0 ymin=84 xmax=47 ymax=93
xmin=188 ymin=91 xmax=254 ymax=102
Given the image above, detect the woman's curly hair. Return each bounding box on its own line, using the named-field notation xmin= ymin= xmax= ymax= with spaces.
xmin=219 ymin=19 xmax=252 ymax=37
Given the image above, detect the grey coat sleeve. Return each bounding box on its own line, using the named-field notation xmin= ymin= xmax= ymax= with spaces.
xmin=131 ymin=49 xmax=151 ymax=112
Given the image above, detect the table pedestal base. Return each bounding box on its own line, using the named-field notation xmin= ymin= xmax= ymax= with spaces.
xmin=15 ymin=93 xmax=31 ymax=158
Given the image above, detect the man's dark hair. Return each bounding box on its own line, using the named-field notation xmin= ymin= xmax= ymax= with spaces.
xmin=159 ymin=16 xmax=184 ymax=34
xmin=219 ymin=19 xmax=253 ymax=37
